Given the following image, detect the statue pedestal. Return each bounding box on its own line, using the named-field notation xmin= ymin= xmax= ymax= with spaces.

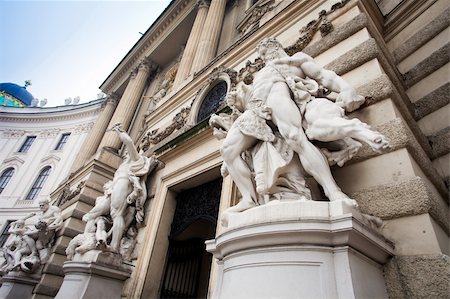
xmin=206 ymin=200 xmax=394 ymax=299
xmin=55 ymin=251 xmax=131 ymax=299
xmin=0 ymin=271 xmax=40 ymax=299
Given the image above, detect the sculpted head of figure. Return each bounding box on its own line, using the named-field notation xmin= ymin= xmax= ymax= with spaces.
xmin=38 ymin=198 xmax=50 ymax=212
xmin=256 ymin=37 xmax=285 ymax=61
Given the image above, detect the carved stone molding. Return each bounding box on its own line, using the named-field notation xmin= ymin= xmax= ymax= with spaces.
xmin=207 ymin=66 xmax=238 ymax=87
xmin=1 ymin=130 xmax=25 ymax=138
xmin=73 ymin=122 xmax=95 ymax=134
xmin=39 ymin=128 xmax=60 ymax=138
xmin=101 ymin=0 xmax=191 ymax=94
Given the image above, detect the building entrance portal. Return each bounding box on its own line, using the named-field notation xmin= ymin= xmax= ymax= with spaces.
xmin=160 ymin=178 xmax=222 ymax=298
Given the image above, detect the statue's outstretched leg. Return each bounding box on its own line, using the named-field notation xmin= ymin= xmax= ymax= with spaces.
xmin=220 ymin=126 xmax=258 ymax=212
xmin=268 ymin=83 xmax=357 ymax=206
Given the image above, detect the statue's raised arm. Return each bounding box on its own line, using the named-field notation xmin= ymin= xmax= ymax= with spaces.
xmin=110 ymin=123 xmax=140 ymax=162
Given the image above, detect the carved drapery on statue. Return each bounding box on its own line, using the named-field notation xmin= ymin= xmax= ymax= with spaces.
xmin=66 ymin=124 xmax=161 ymax=262
xmin=210 ymin=37 xmax=390 ymax=218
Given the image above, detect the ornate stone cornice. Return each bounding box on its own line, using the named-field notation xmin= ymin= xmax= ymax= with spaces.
xmin=100 ymin=0 xmax=193 ymax=94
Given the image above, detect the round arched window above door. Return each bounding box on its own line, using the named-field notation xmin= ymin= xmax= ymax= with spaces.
xmin=196 ymin=81 xmax=228 ymax=122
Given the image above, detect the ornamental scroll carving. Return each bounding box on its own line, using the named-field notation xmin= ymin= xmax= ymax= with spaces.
xmin=139 ymin=106 xmax=192 ymax=152
xmin=55 ymin=181 xmax=86 ymax=207
xmin=285 ymin=0 xmax=350 ymax=55
xmin=238 ymin=0 xmax=283 ymax=35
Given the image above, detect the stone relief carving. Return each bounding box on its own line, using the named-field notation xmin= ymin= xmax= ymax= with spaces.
xmin=66 ymin=124 xmax=161 ymax=261
xmin=238 ymin=0 xmax=283 ymax=35
xmin=145 ymin=63 xmax=179 ymax=115
xmin=140 ymin=106 xmax=192 ymax=152
xmin=38 ymin=129 xmax=60 ymax=138
xmin=285 ymin=0 xmax=350 ymax=55
xmin=1 ymin=130 xmax=25 ymax=138
xmin=55 ymin=181 xmax=86 ymax=207
xmin=210 ymin=37 xmax=390 ymax=215
xmin=0 ymin=198 xmax=63 ymax=275
xmin=73 ymin=122 xmax=95 ymax=135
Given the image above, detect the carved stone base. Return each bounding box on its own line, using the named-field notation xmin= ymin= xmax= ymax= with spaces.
xmin=0 ymin=271 xmax=40 ymax=299
xmin=206 ymin=200 xmax=395 ymax=299
xmin=54 ymin=252 xmax=131 ymax=299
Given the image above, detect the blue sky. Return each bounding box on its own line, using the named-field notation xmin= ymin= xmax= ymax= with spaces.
xmin=0 ymin=0 xmax=171 ymax=107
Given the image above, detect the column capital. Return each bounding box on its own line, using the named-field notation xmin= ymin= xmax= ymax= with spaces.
xmin=130 ymin=67 xmax=139 ymax=79
xmin=197 ymin=0 xmax=210 ymax=9
xmin=138 ymin=57 xmax=158 ymax=73
xmin=106 ymin=92 xmax=120 ymax=105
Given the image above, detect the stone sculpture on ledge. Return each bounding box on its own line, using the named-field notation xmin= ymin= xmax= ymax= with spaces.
xmin=210 ymin=37 xmax=390 ymax=214
xmin=0 ymin=198 xmax=63 ymax=275
xmin=66 ymin=124 xmax=160 ymax=262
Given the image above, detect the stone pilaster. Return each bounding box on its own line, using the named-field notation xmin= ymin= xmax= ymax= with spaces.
xmin=190 ymin=0 xmax=227 ymax=73
xmin=98 ymin=58 xmax=156 ymax=150
xmin=70 ymin=94 xmax=119 ymax=172
xmin=173 ymin=0 xmax=210 ymax=88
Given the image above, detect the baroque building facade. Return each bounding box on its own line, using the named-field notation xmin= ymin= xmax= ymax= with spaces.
xmin=2 ymin=0 xmax=449 ymax=298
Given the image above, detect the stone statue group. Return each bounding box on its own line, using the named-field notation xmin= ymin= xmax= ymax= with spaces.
xmin=66 ymin=124 xmax=160 ymax=262
xmin=0 ymin=37 xmax=390 ymax=276
xmin=0 ymin=199 xmax=63 ymax=274
xmin=210 ymin=37 xmax=390 ymax=213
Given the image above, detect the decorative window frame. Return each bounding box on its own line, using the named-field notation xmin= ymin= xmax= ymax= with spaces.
xmin=189 ymin=66 xmax=237 ymax=126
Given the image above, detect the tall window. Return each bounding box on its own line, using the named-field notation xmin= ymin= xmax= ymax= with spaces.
xmin=0 ymin=168 xmax=15 ymax=194
xmin=55 ymin=133 xmax=70 ymax=150
xmin=25 ymin=166 xmax=51 ymax=200
xmin=18 ymin=136 xmax=36 ymax=153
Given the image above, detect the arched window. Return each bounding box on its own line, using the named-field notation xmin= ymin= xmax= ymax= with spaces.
xmin=25 ymin=166 xmax=51 ymax=200
xmin=197 ymin=81 xmax=228 ymax=122
xmin=0 ymin=168 xmax=15 ymax=194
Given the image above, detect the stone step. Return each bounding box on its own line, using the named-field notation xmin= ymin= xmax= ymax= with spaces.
xmin=402 ymin=43 xmax=450 ymax=88
xmin=414 ymin=83 xmax=450 ymax=120
xmin=393 ymin=7 xmax=450 ymax=63
xmin=428 ymin=127 xmax=450 ymax=159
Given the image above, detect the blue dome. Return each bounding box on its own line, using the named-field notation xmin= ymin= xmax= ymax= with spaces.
xmin=0 ymin=82 xmax=35 ymax=107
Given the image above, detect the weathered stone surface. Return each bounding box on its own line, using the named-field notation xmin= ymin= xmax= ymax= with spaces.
xmin=42 ymin=253 xmax=67 ymax=277
xmin=325 ymin=38 xmax=379 ymax=75
xmin=384 ymin=254 xmax=450 ymax=299
xmin=428 ymin=126 xmax=450 ymax=159
xmin=356 ymin=74 xmax=393 ymax=103
xmin=34 ymin=273 xmax=64 ymax=297
xmin=393 ymin=7 xmax=450 ymax=63
xmin=403 ymin=43 xmax=450 ymax=88
xmin=350 ymin=176 xmax=448 ymax=233
xmin=414 ymin=83 xmax=450 ymax=120
xmin=351 ymin=177 xmax=430 ymax=219
xmin=304 ymin=13 xmax=368 ymax=58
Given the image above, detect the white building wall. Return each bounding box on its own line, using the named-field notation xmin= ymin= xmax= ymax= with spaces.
xmin=0 ymin=100 xmax=104 ymax=231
